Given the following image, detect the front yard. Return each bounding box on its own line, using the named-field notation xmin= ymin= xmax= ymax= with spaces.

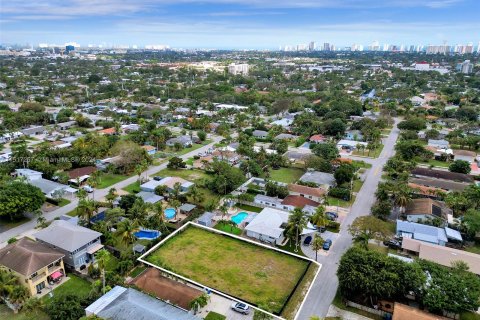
xmin=145 ymin=226 xmax=310 ymax=315
xmin=97 ymin=173 xmax=131 ymax=189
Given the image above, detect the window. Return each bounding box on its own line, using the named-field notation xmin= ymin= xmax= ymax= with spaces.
xmin=30 ymin=272 xmax=37 ymax=279
xmin=48 ymin=263 xmax=53 ymax=268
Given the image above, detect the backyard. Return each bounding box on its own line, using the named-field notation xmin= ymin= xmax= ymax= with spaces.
xmin=43 ymin=274 xmax=92 ymax=301
xmin=214 ymin=220 xmax=242 ymax=235
xmin=145 ymin=226 xmax=310 ymax=314
xmin=268 ymin=167 xmax=305 ymax=184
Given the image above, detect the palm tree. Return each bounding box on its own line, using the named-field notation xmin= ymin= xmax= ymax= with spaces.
xmin=171 ymin=182 xmax=182 ymax=201
xmin=87 ymin=172 xmax=100 ymax=201
xmin=311 ymin=235 xmax=325 ymax=261
xmin=219 ymin=203 xmax=228 ymax=221
xmin=392 ymin=184 xmax=412 ymax=216
xmin=105 ymin=187 xmax=117 ymax=207
xmin=188 ymin=185 xmax=203 ymax=204
xmin=0 ymin=270 xmax=17 ymax=299
xmin=189 ymin=294 xmax=210 ymax=314
xmin=169 ymin=199 xmax=181 ymax=220
xmin=9 ymin=285 xmax=29 ymax=312
xmin=116 ymin=219 xmax=139 ymax=246
xmin=311 ymin=206 xmax=328 ymax=230
xmin=77 ymin=199 xmax=96 ymax=227
xmin=286 ymin=208 xmax=308 ymax=253
xmin=23 ymin=297 xmax=44 ymax=316
xmin=95 ymin=249 xmax=111 ymax=294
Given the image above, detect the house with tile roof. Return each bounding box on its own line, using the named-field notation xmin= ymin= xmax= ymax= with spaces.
xmin=0 ymin=238 xmax=65 ymax=295
xmin=404 ymin=198 xmax=451 ymax=225
xmin=288 ymin=184 xmax=326 ymax=203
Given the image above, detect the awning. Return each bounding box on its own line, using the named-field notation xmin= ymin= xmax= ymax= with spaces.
xmin=50 ymin=271 xmax=63 ymax=280
xmin=86 ymin=243 xmax=104 ymax=254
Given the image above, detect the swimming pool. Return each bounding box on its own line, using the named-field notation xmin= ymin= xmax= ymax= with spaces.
xmin=164 ymin=208 xmax=176 ymax=220
xmin=134 ymin=229 xmax=161 ymax=240
xmin=231 ymin=212 xmax=248 ymax=225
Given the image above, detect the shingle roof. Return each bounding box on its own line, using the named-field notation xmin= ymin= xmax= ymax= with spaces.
xmin=34 ymin=220 xmax=101 ymax=252
xmin=0 ymin=238 xmax=64 ymax=276
xmin=405 ymin=198 xmax=449 ymax=219
xmin=281 ymin=195 xmax=320 ymax=208
xmin=67 ymin=166 xmax=97 ymax=179
xmin=299 ymin=171 xmax=335 ymax=186
xmin=288 ymin=184 xmax=326 ymax=197
xmin=411 ymin=168 xmax=474 ymax=183
xmin=86 ymin=286 xmax=199 ymax=320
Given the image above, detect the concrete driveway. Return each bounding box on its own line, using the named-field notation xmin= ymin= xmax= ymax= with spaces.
xmin=197 ymin=293 xmax=253 ymax=320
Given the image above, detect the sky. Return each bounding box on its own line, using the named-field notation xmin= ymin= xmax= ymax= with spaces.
xmin=1 ymin=0 xmax=479 ymax=49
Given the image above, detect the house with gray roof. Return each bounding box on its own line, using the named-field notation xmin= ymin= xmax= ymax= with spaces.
xmin=245 ymin=207 xmax=289 ymax=245
xmin=85 ymin=286 xmax=199 ymax=320
xmin=34 ymin=220 xmax=103 ymax=270
xmin=166 ymin=135 xmax=194 ymax=147
xmin=254 ymin=194 xmax=283 ymax=209
xmin=197 ymin=211 xmax=215 ymax=227
xmin=274 ymin=133 xmax=298 ymax=140
xmin=21 ymin=125 xmax=47 ymax=136
xmin=136 ymin=191 xmax=164 ymax=204
xmin=299 ymin=170 xmax=336 ymax=189
xmin=252 ymin=130 xmax=268 ymax=139
xmin=15 ymin=168 xmax=70 ymax=199
xmin=428 ymin=139 xmax=450 ymax=149
xmin=396 ymin=220 xmax=462 ymax=246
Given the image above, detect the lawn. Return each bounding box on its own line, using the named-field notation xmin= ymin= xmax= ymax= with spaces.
xmin=130 ymin=265 xmax=147 ymax=278
xmin=122 ymin=181 xmax=141 ymax=193
xmin=66 ymin=208 xmax=79 ymax=217
xmin=205 ymin=311 xmax=227 ymax=320
xmin=214 ymin=221 xmax=242 ymax=235
xmin=151 ymin=168 xmax=210 ymax=182
xmin=268 ymin=167 xmax=305 ymax=184
xmin=57 ymin=198 xmax=71 ymax=207
xmin=97 ymin=173 xmax=130 ymax=189
xmin=146 ymin=226 xmax=310 ymax=314
xmin=0 ymin=304 xmax=49 ymax=320
xmin=168 ymin=139 xmax=213 ymax=156
xmin=326 ymin=196 xmax=352 ymax=208
xmin=43 ymin=274 xmax=92 ymax=301
xmin=352 ymin=179 xmax=364 ymax=193
xmin=420 ymin=159 xmax=450 ymax=168
xmin=465 ymin=243 xmax=480 ymax=254
xmin=235 ymin=203 xmax=263 ymax=213
xmin=352 ymin=144 xmax=384 ymax=158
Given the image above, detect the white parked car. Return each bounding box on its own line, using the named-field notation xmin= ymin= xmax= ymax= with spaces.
xmin=231 ymin=302 xmax=250 ymax=315
xmin=83 ymin=185 xmax=94 ymax=193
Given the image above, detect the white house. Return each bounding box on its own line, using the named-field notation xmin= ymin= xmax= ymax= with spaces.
xmin=245 ymin=207 xmax=289 ymax=245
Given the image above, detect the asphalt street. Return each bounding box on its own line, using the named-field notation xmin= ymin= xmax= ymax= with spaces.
xmin=297 ymin=118 xmax=401 ymax=319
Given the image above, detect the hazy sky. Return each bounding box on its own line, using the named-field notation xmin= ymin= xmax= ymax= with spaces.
xmin=1 ymin=0 xmax=479 ymax=48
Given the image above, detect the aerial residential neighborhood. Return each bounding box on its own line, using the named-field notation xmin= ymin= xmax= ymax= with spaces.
xmin=0 ymin=10 xmax=480 ymax=320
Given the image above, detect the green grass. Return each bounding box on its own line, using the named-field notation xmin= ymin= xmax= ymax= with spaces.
xmin=420 ymin=159 xmax=450 ymax=168
xmin=151 ymin=168 xmax=210 ymax=181
xmin=326 ymin=196 xmax=352 ymax=208
xmin=146 ymin=226 xmax=310 ymax=314
xmin=0 ymin=304 xmax=49 ymax=320
xmin=185 ymin=157 xmax=194 ymax=166
xmin=268 ymin=167 xmax=305 ymax=184
xmin=43 ymin=274 xmax=92 ymax=301
xmin=130 ymin=266 xmax=147 ymax=278
xmin=235 ymin=203 xmax=263 ymax=213
xmin=332 ymin=291 xmax=383 ymax=320
xmin=66 ymin=208 xmax=78 ymax=217
xmin=122 ymin=181 xmax=141 ymax=193
xmin=105 ymin=255 xmax=119 ymax=272
xmin=214 ymin=221 xmax=242 ymax=235
xmin=97 ymin=173 xmax=131 ymax=189
xmin=168 ymin=139 xmax=213 ymax=156
xmin=460 ymin=312 xmax=480 ymax=320
xmin=352 ymin=144 xmax=384 ymax=158
xmin=352 ymin=160 xmax=372 ymax=169
xmin=57 ymin=198 xmax=71 ymax=207
xmin=205 ymin=311 xmax=227 ymax=320
xmin=278 ymin=239 xmax=307 ymax=257
xmin=465 ymin=243 xmax=480 ymax=254
xmin=352 ymin=179 xmax=363 ymax=193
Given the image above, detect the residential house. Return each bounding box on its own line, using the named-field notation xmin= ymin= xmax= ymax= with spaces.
xmin=212 ymin=150 xmax=240 ymax=165
xmin=166 ymin=135 xmax=193 ymax=147
xmin=21 ymin=126 xmax=47 ymax=136
xmin=309 ymin=134 xmax=326 ymax=144
xmin=15 ymin=168 xmax=70 ymax=199
xmin=252 ymin=130 xmax=268 ymax=139
xmin=337 ymin=139 xmax=367 ymax=150
xmin=136 ymin=191 xmax=164 ymax=204
xmin=98 ymin=128 xmax=116 ymax=135
xmin=427 ymin=139 xmax=449 ymax=149
xmin=197 ymin=211 xmax=215 ymax=228
xmin=281 ymin=195 xmax=321 ymax=210
xmin=345 ymin=130 xmax=364 ymax=141
xmin=34 ymin=220 xmax=103 ymax=270
xmin=56 ymin=121 xmax=76 ymax=130
xmin=179 ymin=203 xmax=196 ymax=215
xmin=284 ymin=150 xmax=310 ymax=162
xmin=270 ymin=118 xmax=293 ymax=129
xmin=404 ymin=198 xmax=451 ymax=225
xmin=67 ymin=166 xmax=97 ymax=185
xmin=85 ymin=286 xmax=199 ymax=320
xmin=409 ymin=177 xmax=469 ymax=192
xmin=245 ymin=207 xmax=290 ymax=245
xmin=254 ymin=194 xmax=283 ymax=208
xmin=141 ymin=145 xmax=157 ymax=155
xmin=140 ymin=176 xmax=194 ymax=193
xmin=95 ymin=155 xmax=122 ymax=171
xmin=0 ymin=238 xmax=65 ymax=296
xmin=396 ymin=220 xmax=462 ymax=246
xmin=288 ymin=184 xmax=326 ymax=203
xmin=453 ymin=150 xmax=476 ymax=163
xmin=299 ymin=171 xmax=336 ymax=190
xmin=410 ymin=167 xmax=473 ymax=192
xmin=274 ymin=133 xmax=298 ymax=141
xmin=402 ymin=238 xmax=480 ymax=276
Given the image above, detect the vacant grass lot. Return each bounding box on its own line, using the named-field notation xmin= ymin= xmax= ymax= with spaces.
xmin=97 ymin=173 xmax=131 ymax=189
xmin=146 ymin=226 xmax=309 ymax=314
xmin=268 ymin=167 xmax=305 ymax=184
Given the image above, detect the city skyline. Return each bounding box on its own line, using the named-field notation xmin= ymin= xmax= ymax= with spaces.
xmin=1 ymin=0 xmax=480 ymax=49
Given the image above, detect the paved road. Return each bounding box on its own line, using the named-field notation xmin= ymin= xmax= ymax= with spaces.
xmin=297 ymin=118 xmax=401 ymax=319
xmin=0 ymin=136 xmax=223 ymax=244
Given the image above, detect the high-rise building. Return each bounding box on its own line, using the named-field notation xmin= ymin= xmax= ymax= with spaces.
xmin=370 ymin=40 xmax=380 ymax=51
xmin=323 ymin=43 xmax=330 ymax=51
xmin=308 ymin=41 xmax=316 ymax=51
xmin=65 ymin=45 xmax=75 ymax=53
xmin=228 ymin=63 xmax=250 ymax=75
xmin=426 ymin=43 xmax=450 ymax=54
xmin=456 ymin=60 xmax=474 ymax=74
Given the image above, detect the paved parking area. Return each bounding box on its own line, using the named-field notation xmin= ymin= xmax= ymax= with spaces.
xmin=301 ymin=231 xmax=340 ymax=258
xmin=197 ymin=292 xmax=253 ymax=320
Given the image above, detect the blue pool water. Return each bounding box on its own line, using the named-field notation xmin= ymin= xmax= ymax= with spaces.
xmin=231 ymin=212 xmax=248 ymax=224
xmin=134 ymin=230 xmax=161 ymax=240
xmin=164 ymin=208 xmax=176 ymax=219
xmin=301 ymin=142 xmax=310 ymax=148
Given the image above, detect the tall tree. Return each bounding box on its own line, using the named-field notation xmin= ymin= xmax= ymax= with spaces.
xmin=286 ymin=208 xmax=308 ymax=252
